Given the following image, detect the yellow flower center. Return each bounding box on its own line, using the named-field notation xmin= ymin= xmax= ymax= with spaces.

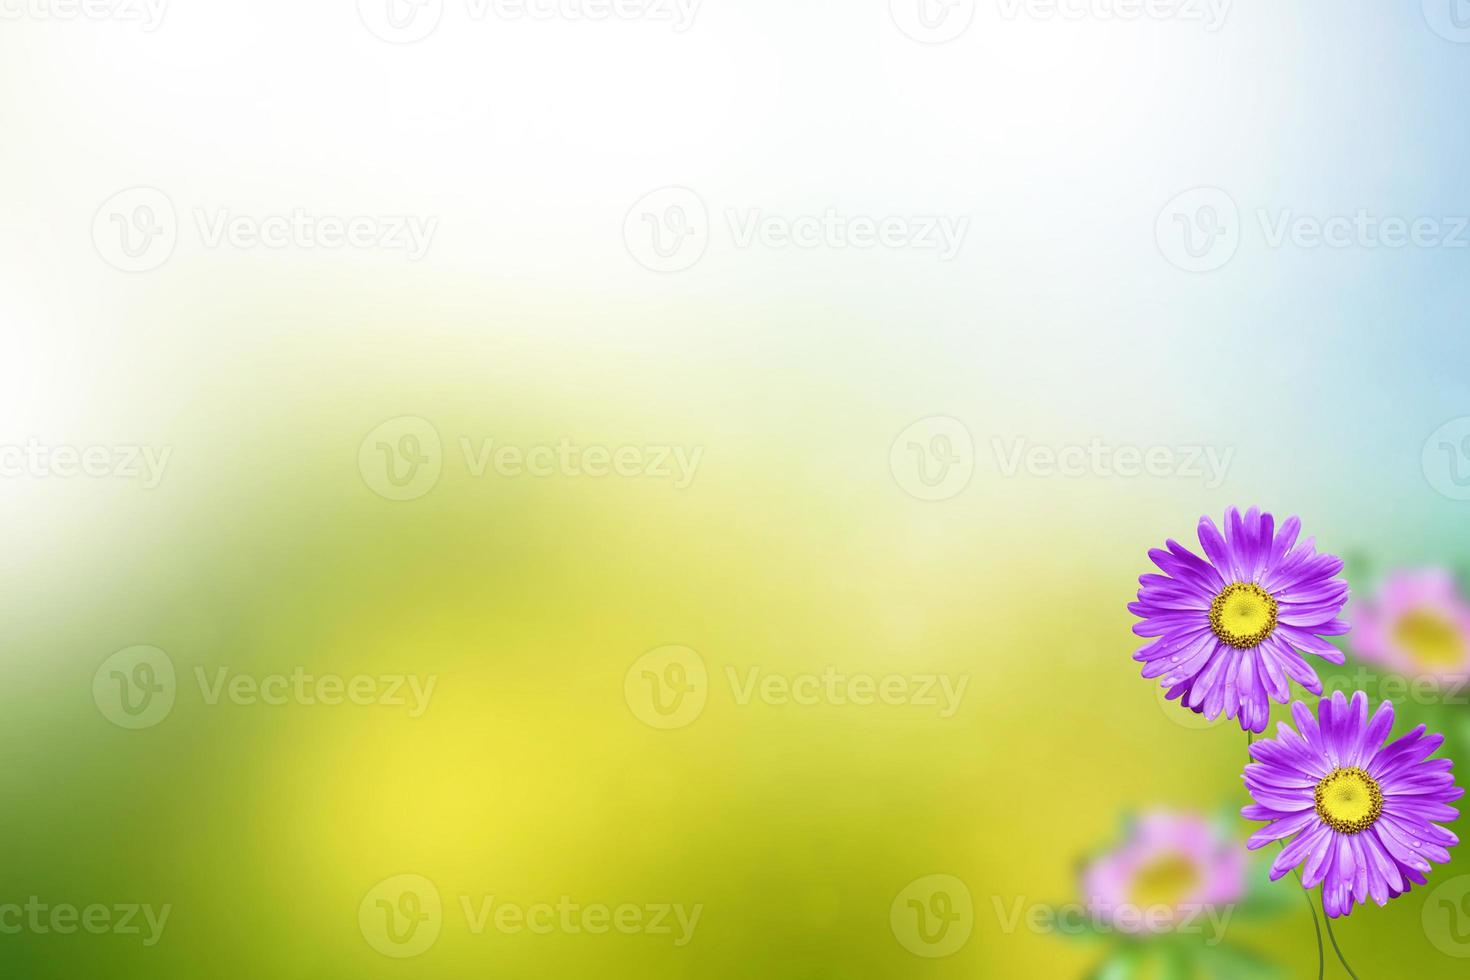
xmin=1128 ymin=853 xmax=1201 ymax=912
xmin=1209 ymin=582 xmax=1278 ymax=649
xmin=1392 ymin=608 xmax=1464 ymax=669
xmin=1314 ymin=767 xmax=1383 ymax=835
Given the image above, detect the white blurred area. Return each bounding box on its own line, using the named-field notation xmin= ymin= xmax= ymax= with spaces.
xmin=0 ymin=0 xmax=1443 ymax=568
xmin=0 ymin=0 xmax=1300 ymax=437
xmin=0 ymin=0 xmax=1285 ymax=299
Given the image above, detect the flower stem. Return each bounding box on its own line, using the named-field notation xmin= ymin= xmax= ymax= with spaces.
xmin=1256 ymin=737 xmax=1326 ymax=978
xmin=1296 ymin=873 xmax=1325 ymax=980
xmin=1321 ymin=902 xmax=1360 ymax=979
xmin=1279 ymin=844 xmax=1323 ymax=980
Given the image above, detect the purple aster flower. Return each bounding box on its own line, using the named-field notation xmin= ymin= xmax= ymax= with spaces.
xmin=1131 ymin=507 xmax=1350 ymax=733
xmin=1242 ymin=691 xmax=1463 ymax=918
xmin=1349 ymin=567 xmax=1470 ymax=685
xmin=1081 ymin=811 xmax=1246 ymax=935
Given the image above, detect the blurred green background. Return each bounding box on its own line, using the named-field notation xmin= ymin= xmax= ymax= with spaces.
xmin=6 ymin=1 xmax=1470 ymax=977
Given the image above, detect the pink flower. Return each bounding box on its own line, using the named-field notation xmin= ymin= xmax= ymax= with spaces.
xmin=1082 ymin=812 xmax=1246 ymax=934
xmin=1350 ymin=568 xmax=1470 ymax=684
